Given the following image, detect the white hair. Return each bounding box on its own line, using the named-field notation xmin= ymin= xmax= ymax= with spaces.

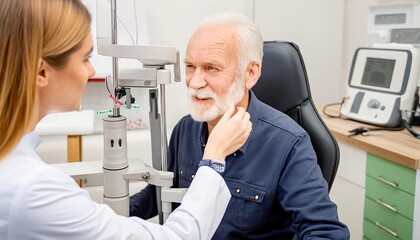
xmin=198 ymin=13 xmax=264 ymax=77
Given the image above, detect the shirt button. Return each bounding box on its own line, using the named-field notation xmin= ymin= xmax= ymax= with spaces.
xmin=235 ymin=188 xmax=241 ymax=194
xmin=191 ymin=174 xmax=195 ymax=179
xmin=233 ymin=153 xmax=237 ymax=157
xmin=180 ymin=170 xmax=183 ymax=175
xmin=254 ymin=195 xmax=259 ymax=201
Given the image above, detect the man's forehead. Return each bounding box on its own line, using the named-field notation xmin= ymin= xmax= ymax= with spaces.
xmin=189 ymin=27 xmax=235 ymax=47
xmin=186 ymin=31 xmax=236 ymax=60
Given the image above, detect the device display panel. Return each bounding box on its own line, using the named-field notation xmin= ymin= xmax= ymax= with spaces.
xmin=361 ymin=57 xmax=395 ymax=88
xmin=349 ymin=48 xmax=410 ymax=94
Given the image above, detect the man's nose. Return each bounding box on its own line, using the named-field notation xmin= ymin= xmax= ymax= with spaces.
xmin=188 ymin=68 xmax=207 ymax=89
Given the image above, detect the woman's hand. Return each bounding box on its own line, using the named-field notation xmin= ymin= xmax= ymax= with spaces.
xmin=203 ymin=107 xmax=252 ymax=160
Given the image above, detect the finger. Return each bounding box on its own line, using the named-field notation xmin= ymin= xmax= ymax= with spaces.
xmin=247 ymin=121 xmax=253 ymax=132
xmin=219 ymin=106 xmax=236 ymax=124
xmin=232 ymin=107 xmax=246 ymax=120
xmin=242 ymin=112 xmax=251 ymax=122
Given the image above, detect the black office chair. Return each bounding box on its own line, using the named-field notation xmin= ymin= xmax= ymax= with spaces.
xmin=252 ymin=41 xmax=339 ymax=191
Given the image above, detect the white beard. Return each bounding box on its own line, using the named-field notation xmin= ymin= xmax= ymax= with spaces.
xmin=188 ymin=76 xmax=245 ymax=122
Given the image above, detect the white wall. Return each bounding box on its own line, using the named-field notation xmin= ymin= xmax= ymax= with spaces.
xmin=254 ymin=0 xmax=346 ymax=106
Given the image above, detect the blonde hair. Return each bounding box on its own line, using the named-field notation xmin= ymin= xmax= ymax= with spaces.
xmin=0 ymin=0 xmax=91 ymax=160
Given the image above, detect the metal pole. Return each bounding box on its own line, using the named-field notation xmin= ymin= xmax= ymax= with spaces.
xmin=159 ymin=84 xmax=168 ymax=171
xmin=111 ymin=0 xmax=119 ymax=117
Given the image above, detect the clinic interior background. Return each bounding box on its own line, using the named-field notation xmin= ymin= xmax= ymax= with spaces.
xmin=37 ymin=0 xmax=412 ymax=181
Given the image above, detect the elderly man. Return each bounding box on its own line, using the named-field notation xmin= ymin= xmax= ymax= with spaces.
xmin=131 ymin=13 xmax=350 ymax=239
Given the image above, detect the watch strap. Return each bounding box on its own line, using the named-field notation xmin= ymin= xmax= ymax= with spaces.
xmin=199 ymin=159 xmax=225 ymax=174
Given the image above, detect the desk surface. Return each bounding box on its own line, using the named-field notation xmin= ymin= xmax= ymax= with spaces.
xmin=35 ymin=110 xmax=95 ymax=136
xmin=319 ymin=105 xmax=420 ymax=170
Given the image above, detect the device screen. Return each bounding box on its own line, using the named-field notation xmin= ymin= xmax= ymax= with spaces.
xmin=361 ymin=57 xmax=395 ymax=88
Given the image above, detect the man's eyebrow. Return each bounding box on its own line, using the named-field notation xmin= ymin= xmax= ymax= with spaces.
xmin=184 ymin=59 xmax=223 ymax=66
xmin=203 ymin=59 xmax=223 ymax=66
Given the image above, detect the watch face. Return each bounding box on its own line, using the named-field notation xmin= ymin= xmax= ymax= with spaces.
xmin=212 ymin=162 xmax=225 ymax=173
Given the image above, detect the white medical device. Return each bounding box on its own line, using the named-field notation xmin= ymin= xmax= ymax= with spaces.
xmin=340 ymin=43 xmax=420 ymax=127
xmin=367 ymin=3 xmax=420 ymax=47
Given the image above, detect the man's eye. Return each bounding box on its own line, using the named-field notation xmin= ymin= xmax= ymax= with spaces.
xmin=206 ymin=66 xmax=217 ymax=71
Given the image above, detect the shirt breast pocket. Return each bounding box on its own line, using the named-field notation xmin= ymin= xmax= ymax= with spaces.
xmin=177 ymin=162 xmax=198 ymax=188
xmin=224 ymin=178 xmax=267 ymax=231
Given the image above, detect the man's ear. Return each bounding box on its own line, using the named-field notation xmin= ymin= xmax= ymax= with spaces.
xmin=245 ymin=61 xmax=261 ymax=89
xmin=36 ymin=59 xmax=48 ymax=88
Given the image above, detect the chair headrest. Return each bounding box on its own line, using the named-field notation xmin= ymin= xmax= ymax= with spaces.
xmin=253 ymin=41 xmax=311 ymax=114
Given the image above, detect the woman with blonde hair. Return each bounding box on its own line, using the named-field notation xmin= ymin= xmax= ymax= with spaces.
xmin=0 ymin=0 xmax=252 ymax=239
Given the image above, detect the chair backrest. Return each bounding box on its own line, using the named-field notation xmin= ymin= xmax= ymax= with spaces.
xmin=252 ymin=41 xmax=339 ymax=191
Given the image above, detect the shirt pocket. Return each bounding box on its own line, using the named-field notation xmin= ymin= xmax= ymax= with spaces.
xmin=178 ymin=162 xmax=198 ymax=188
xmin=224 ymin=178 xmax=267 ymax=231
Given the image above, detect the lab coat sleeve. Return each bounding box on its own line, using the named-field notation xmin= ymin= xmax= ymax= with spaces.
xmin=164 ymin=166 xmax=231 ymax=239
xmin=8 ymin=165 xmax=230 ymax=240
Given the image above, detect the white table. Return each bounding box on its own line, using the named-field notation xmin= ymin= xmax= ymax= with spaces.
xmin=35 ymin=110 xmax=95 ymax=186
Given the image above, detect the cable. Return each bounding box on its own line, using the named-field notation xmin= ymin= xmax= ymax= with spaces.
xmin=347 ymin=124 xmax=405 ymax=137
xmin=402 ymin=119 xmax=420 ymax=139
xmin=400 ymin=89 xmax=420 ymax=139
xmin=322 ymin=102 xmax=342 ymax=118
xmin=105 ymin=75 xmax=112 ymax=94
xmin=322 ymin=97 xmax=348 ymax=118
xmin=107 ymin=0 xmax=135 ymax=45
xmin=134 ymin=0 xmax=139 ymax=44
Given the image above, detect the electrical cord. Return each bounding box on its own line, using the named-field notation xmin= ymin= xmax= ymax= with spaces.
xmin=322 ymin=97 xmax=348 ymax=118
xmin=402 ymin=119 xmax=420 ymax=139
xmin=400 ymin=90 xmax=420 ymax=139
xmin=347 ymin=124 xmax=405 ymax=137
xmin=322 ymin=102 xmax=342 ymax=118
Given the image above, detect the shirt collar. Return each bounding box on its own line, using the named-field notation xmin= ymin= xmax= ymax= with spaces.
xmin=198 ymin=90 xmax=262 ymax=155
xmin=21 ymin=132 xmax=42 ymax=150
xmin=7 ymin=131 xmax=42 ymax=159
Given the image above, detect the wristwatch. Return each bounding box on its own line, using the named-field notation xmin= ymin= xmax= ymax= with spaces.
xmin=199 ymin=159 xmax=226 ymax=174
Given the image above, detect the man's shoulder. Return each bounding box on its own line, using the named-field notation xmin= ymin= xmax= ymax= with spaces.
xmin=255 ymin=101 xmax=307 ymax=137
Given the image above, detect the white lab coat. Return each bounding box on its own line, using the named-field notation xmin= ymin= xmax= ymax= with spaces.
xmin=0 ymin=132 xmax=230 ymax=239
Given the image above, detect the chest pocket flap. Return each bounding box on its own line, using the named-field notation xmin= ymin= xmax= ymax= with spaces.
xmin=225 ymin=178 xmax=266 ymax=203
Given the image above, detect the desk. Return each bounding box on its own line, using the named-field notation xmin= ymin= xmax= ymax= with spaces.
xmin=321 ymin=106 xmax=420 ymax=169
xmin=35 ymin=110 xmax=95 ymax=162
xmin=320 ymin=105 xmax=420 ymax=240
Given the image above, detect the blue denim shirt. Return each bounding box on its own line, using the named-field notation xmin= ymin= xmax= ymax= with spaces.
xmin=131 ymin=91 xmax=349 ymax=239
